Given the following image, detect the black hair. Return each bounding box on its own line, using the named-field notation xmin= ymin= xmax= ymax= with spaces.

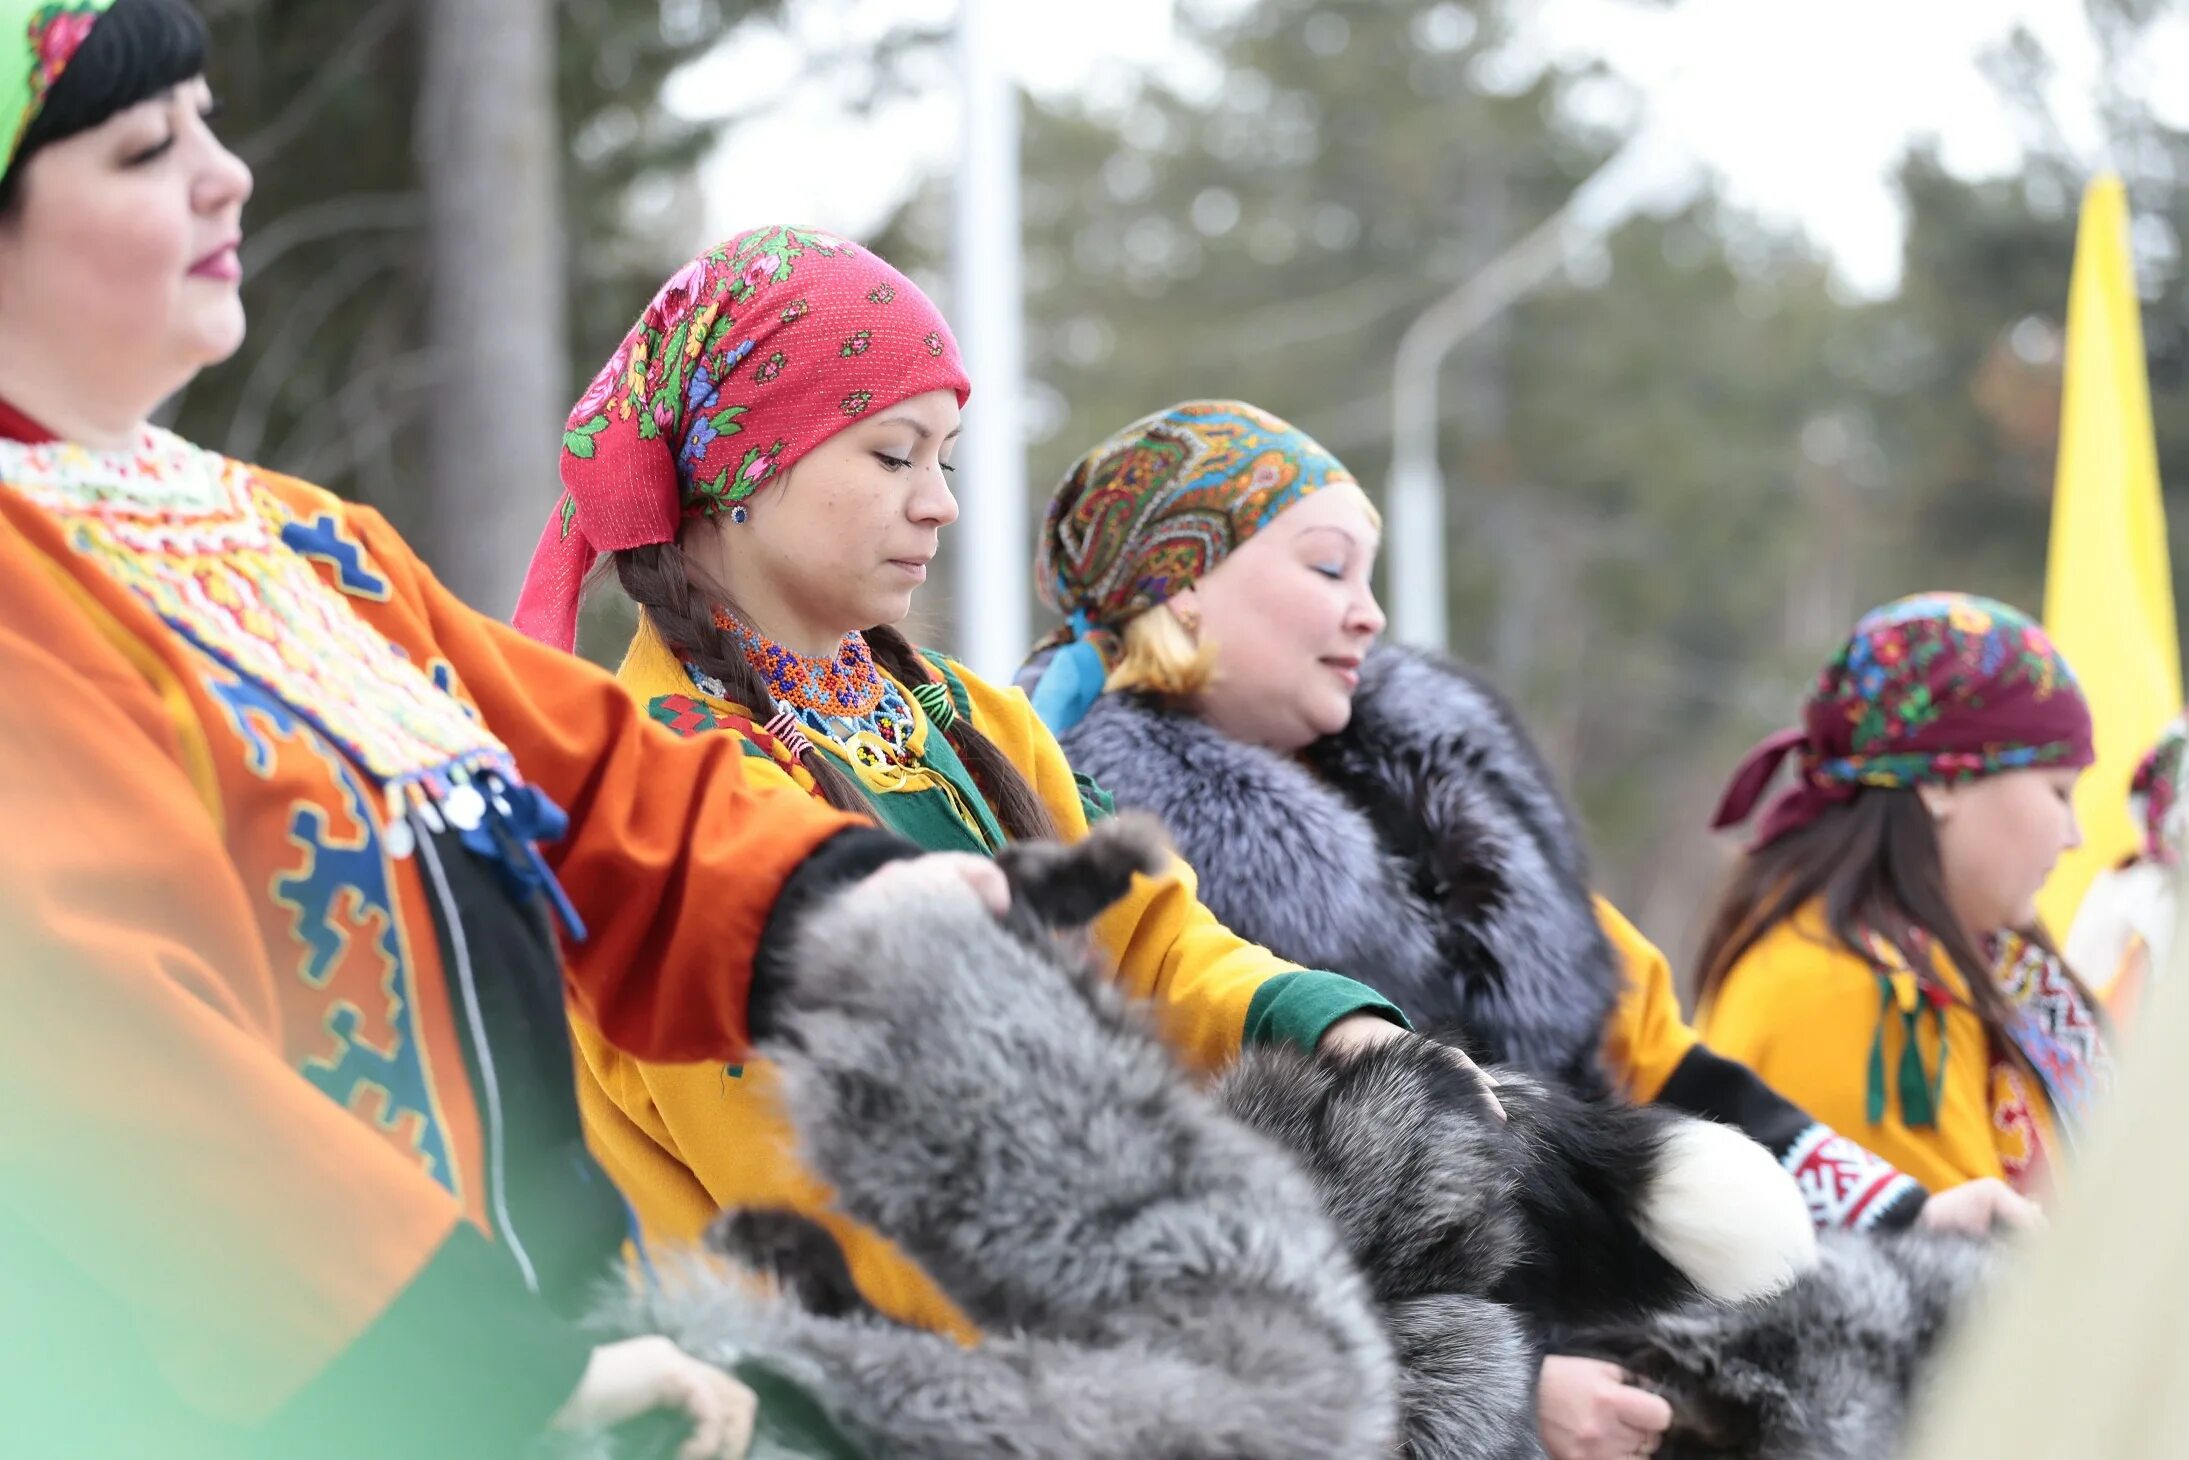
xmin=0 ymin=0 xmax=208 ymax=211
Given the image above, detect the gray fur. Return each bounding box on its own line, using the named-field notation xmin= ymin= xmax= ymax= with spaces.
xmin=1578 ymin=1229 xmax=1998 ymax=1459
xmin=1061 ymin=643 xmax=1619 ymax=1089
xmin=624 ymin=819 xmax=1404 ymax=1459
xmin=600 ymin=818 xmax=1835 ymax=1460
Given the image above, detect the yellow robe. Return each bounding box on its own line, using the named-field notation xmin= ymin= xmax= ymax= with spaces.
xmin=1597 ymin=897 xmax=1704 ymax=1103
xmin=1699 ymin=904 xmax=2062 ymax=1196
xmin=576 ymin=621 xmax=1401 ymax=1335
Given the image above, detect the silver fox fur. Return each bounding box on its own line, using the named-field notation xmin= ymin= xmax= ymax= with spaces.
xmin=607 ymin=817 xmax=1819 ymax=1460
xmin=625 ymin=816 xmax=1403 ymax=1459
xmin=1578 ymin=1229 xmax=1998 ymax=1459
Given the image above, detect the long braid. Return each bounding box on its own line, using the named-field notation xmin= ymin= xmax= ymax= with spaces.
xmin=864 ymin=624 xmax=1058 ymax=843
xmin=610 ymin=544 xmax=874 ymax=818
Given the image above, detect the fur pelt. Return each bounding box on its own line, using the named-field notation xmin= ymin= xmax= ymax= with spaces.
xmin=622 ymin=815 xmax=1403 ymax=1459
xmin=1059 ymin=643 xmax=1621 ymax=1092
xmin=1576 ymin=1229 xmax=1998 ymax=1459
xmin=603 ymin=818 xmax=1814 ymax=1460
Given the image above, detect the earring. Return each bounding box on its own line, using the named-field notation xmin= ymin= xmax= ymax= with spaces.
xmin=729 ymin=504 xmax=749 ymax=525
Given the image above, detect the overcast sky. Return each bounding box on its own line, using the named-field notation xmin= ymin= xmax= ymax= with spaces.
xmin=666 ymin=0 xmax=2189 ymax=298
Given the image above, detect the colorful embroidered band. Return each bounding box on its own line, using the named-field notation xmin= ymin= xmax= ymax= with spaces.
xmin=1028 ymin=399 xmax=1353 ymax=731
xmin=513 ymin=224 xmax=969 ymax=652
xmin=4 ymin=0 xmax=118 ymax=172
xmin=1713 ymin=592 xmax=2094 ymax=849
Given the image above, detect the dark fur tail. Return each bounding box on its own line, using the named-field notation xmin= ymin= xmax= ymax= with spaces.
xmin=994 ymin=812 xmax=1171 ymax=934
xmin=1489 ymin=1078 xmax=1703 ymax=1329
xmin=708 ymin=1209 xmax=874 ymax=1321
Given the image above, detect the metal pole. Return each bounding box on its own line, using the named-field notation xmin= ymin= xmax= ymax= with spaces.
xmin=1385 ymin=135 xmax=1664 ymax=651
xmin=950 ymin=0 xmax=1027 ymax=681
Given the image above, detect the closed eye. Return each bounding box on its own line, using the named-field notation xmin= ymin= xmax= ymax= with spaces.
xmin=125 ymin=133 xmax=176 ymax=166
xmin=874 ymin=452 xmax=913 ymax=472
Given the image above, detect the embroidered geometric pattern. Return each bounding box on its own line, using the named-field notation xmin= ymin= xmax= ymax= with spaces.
xmin=0 ymin=429 xmax=520 ymax=829
xmin=1781 ymin=1123 xmax=1919 ymax=1232
xmin=206 ymin=670 xmax=459 ymax=1195
xmin=720 ymin=613 xmax=887 ymax=718
xmin=648 ymin=693 xmax=723 ymax=737
xmin=648 ymin=693 xmax=818 ymax=794
xmin=1993 ymin=930 xmax=2111 ymax=1135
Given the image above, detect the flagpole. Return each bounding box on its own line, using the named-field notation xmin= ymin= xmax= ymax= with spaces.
xmin=950 ymin=0 xmax=1027 ymax=681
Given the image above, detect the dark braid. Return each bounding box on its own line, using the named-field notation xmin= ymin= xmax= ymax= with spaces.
xmin=864 ymin=624 xmax=1058 ymax=843
xmin=610 ymin=543 xmax=874 ymax=818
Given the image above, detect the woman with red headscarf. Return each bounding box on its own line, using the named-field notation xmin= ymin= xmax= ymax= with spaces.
xmin=513 ymin=227 xmax=1442 ymax=1340
xmin=1699 ymin=592 xmax=2114 ymax=1201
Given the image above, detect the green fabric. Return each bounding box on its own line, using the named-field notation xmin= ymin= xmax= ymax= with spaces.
xmin=1074 ymin=771 xmax=1116 ymax=823
xmin=1243 ymin=970 xmax=1410 ymax=1055
xmin=3 ymin=0 xmax=117 ymax=173
xmin=734 ymin=1363 xmax=870 ymax=1459
xmin=917 ymin=648 xmax=975 ymax=724
xmin=1866 ymin=975 xmax=1948 ymax=1129
xmin=813 ymin=722 xmax=1005 ymax=857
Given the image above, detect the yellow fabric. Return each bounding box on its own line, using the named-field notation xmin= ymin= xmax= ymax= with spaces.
xmin=579 ymin=627 xmax=1310 ymax=1336
xmin=1698 ymin=905 xmax=2062 ymax=1197
xmin=2039 ymin=173 xmax=2182 ymax=933
xmin=1595 ymin=897 xmax=1702 ymax=1103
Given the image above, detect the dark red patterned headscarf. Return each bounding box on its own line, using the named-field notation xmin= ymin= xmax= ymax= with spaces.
xmin=1713 ymin=593 xmax=2095 ymax=850
xmin=513 ymin=224 xmax=968 ymax=652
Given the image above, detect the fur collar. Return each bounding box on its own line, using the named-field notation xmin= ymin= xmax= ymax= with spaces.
xmin=1060 ymin=644 xmax=1619 ymax=1089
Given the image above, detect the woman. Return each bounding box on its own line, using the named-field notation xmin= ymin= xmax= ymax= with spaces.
xmin=1023 ymin=401 xmax=2031 ymax=1460
xmin=1699 ymin=592 xmax=2113 ymax=1201
xmin=2066 ymin=710 xmax=2186 ymax=1026
xmin=513 ymin=231 xmax=1422 ymax=1341
xmin=0 ymin=4 xmax=1000 ymax=1454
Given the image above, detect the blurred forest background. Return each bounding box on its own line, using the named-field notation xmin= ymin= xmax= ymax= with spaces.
xmin=184 ymin=0 xmax=2189 ymax=969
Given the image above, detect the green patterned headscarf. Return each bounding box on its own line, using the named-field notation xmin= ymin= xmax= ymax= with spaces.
xmin=1026 ymin=399 xmax=1355 ymax=731
xmin=3 ymin=0 xmax=117 ymax=175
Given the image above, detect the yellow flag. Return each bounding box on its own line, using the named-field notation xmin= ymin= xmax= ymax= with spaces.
xmin=2037 ymin=174 xmax=2182 ymax=937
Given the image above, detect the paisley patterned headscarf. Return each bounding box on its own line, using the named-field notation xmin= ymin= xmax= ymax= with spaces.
xmin=1027 ymin=399 xmax=1354 ymax=731
xmin=1713 ymin=593 xmax=2096 ymax=849
xmin=514 ymin=224 xmax=969 ymax=652
xmin=3 ymin=0 xmax=118 ymax=172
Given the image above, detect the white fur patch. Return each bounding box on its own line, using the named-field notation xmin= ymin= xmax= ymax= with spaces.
xmin=1638 ymin=1118 xmax=1819 ymax=1303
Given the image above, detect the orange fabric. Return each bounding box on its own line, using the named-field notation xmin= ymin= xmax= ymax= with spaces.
xmin=332 ymin=497 xmax=863 ymax=1062
xmin=0 ymin=466 xmax=859 ymax=1422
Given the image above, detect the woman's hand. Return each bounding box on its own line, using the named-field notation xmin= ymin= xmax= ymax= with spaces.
xmin=855 ymin=851 xmax=1010 ymax=917
xmin=1538 ymin=1355 xmax=1672 ymax=1460
xmin=551 ymin=1336 xmax=757 ymax=1459
xmin=1317 ymin=1016 xmax=1506 ymax=1121
xmin=1918 ymin=1176 xmax=2043 ymax=1237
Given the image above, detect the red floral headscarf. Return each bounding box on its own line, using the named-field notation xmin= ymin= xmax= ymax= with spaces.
xmin=513 ymin=224 xmax=968 ymax=651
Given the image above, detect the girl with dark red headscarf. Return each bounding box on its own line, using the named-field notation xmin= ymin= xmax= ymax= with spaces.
xmin=1699 ymin=592 xmax=2113 ymax=1201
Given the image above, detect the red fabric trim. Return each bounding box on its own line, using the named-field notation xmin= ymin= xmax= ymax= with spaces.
xmin=0 ymin=398 xmax=56 ymax=443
